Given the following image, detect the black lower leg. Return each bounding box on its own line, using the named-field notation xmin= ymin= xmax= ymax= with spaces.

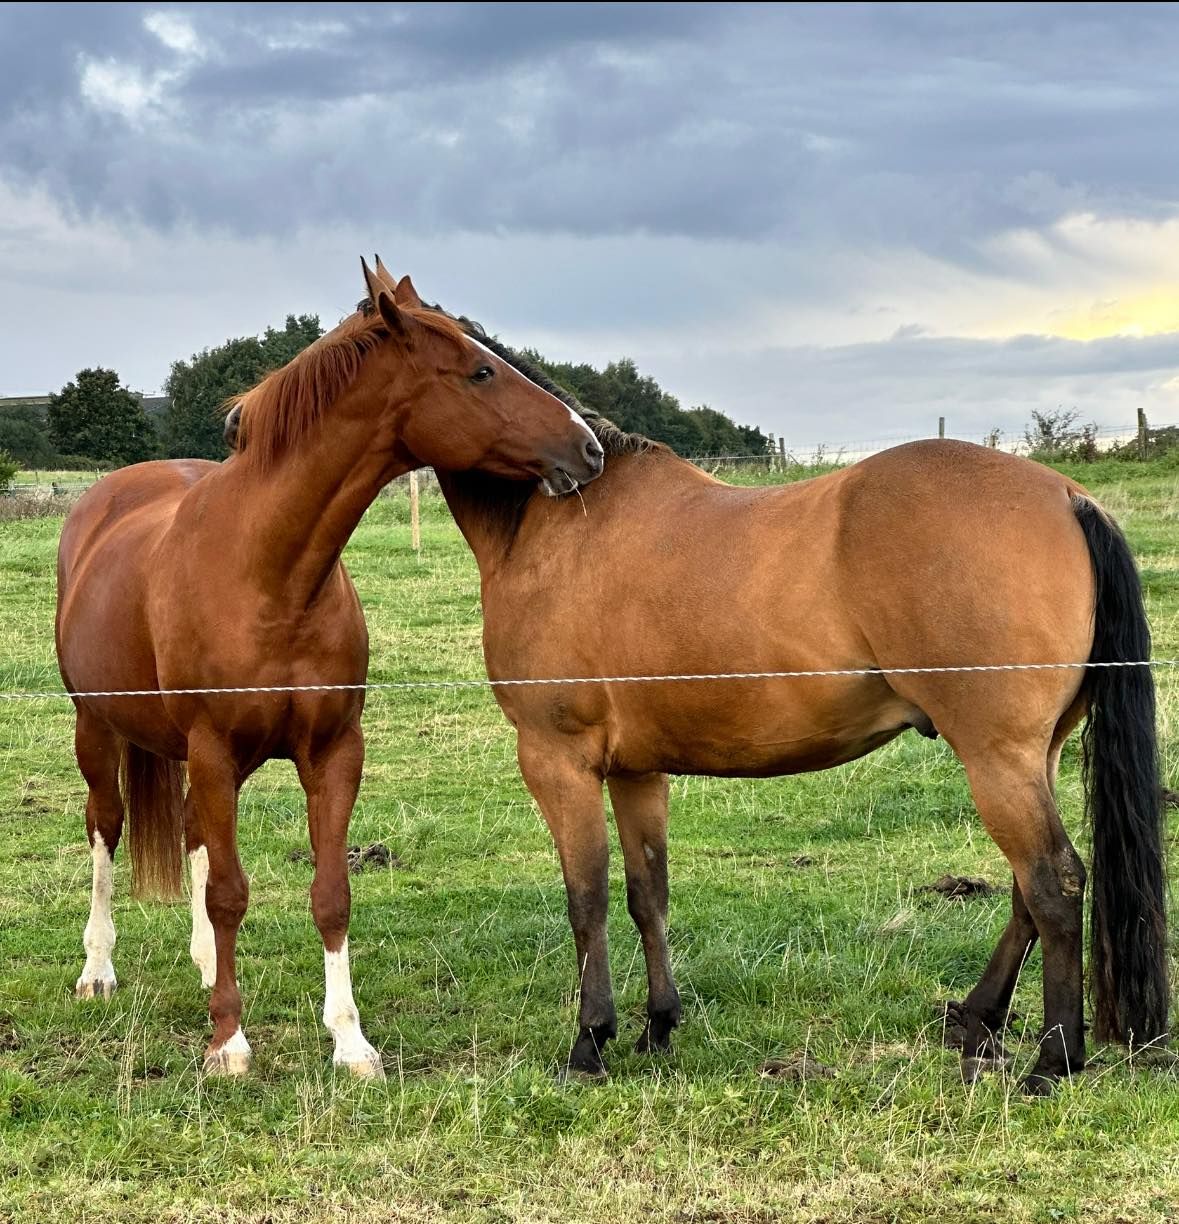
xmin=957 ymin=879 xmax=1037 ymax=1069
xmin=566 ymin=886 xmax=616 ymax=1077
xmin=626 ymin=873 xmax=680 ymax=1054
xmin=1022 ymin=850 xmax=1086 ymax=1094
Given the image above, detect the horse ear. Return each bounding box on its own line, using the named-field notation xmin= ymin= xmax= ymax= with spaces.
xmin=373 ymin=254 xmax=399 ymax=292
xmin=394 ymin=275 xmax=422 ymax=309
xmin=224 ymin=402 xmax=242 ymax=452
xmin=360 ymin=257 xmax=408 ymax=337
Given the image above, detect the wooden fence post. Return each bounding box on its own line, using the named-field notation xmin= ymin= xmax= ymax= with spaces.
xmin=938 ymin=416 xmax=945 ymax=439
xmin=1137 ymin=408 xmax=1149 ymax=460
xmin=778 ymin=437 xmax=786 ymax=465
xmin=409 ymin=470 xmax=421 ymax=553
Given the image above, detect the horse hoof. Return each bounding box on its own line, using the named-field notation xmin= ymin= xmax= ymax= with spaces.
xmin=203 ymin=1031 xmax=252 ymax=1078
xmin=960 ymin=1054 xmax=1010 ymax=1084
xmin=335 ymin=1046 xmax=385 ymax=1080
xmin=557 ymin=1062 xmax=608 ymax=1084
xmin=1019 ymin=1072 xmax=1058 ymax=1097
xmin=75 ymin=976 xmax=116 ymax=1000
xmin=203 ymin=1049 xmax=251 ymax=1078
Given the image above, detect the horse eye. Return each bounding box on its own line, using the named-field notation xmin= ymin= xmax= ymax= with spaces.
xmin=470 ymin=365 xmax=495 ymax=384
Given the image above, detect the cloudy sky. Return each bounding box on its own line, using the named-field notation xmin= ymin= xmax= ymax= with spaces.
xmin=3 ymin=2 xmax=1179 ymax=449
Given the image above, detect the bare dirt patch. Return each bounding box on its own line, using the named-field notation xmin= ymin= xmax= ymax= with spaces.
xmin=286 ymin=842 xmax=404 ymax=873
xmin=919 ymin=874 xmax=1004 ymax=900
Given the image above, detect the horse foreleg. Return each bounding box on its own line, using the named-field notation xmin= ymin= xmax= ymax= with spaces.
xmin=184 ymin=789 xmax=217 ymax=989
xmin=297 ymin=725 xmax=383 ymax=1079
xmin=518 ymin=737 xmax=615 ymax=1078
xmin=187 ymin=732 xmax=251 ymax=1076
xmin=74 ymin=713 xmax=124 ymax=1000
xmin=607 ymin=772 xmax=680 ymax=1055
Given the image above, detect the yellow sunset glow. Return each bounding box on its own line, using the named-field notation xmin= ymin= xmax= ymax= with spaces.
xmin=1046 ymin=289 xmax=1179 ymax=341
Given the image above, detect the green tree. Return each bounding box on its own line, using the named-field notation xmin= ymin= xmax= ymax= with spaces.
xmin=0 ymin=405 xmax=59 ymax=467
xmin=47 ymin=369 xmax=156 ymax=466
xmin=528 ymin=352 xmax=768 ymax=456
xmin=163 ymin=314 xmax=323 ymax=459
xmin=0 ymin=449 xmax=17 ymax=492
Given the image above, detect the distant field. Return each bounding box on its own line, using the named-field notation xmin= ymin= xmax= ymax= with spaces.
xmin=1 ymin=460 xmax=1177 ymax=1222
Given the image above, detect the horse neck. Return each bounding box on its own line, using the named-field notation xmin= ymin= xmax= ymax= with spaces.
xmin=435 ymin=470 xmax=533 ymax=575
xmin=221 ymin=402 xmax=410 ymax=607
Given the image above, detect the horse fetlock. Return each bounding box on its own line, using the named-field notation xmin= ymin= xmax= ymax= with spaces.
xmin=190 ymin=936 xmax=217 ymax=989
xmin=636 ymin=993 xmax=681 ymax=1054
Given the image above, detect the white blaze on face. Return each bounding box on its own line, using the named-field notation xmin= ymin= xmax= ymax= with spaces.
xmin=323 ymin=938 xmax=383 ymax=1077
xmin=189 ymin=846 xmax=216 ymax=988
xmin=76 ymin=831 xmax=117 ymax=997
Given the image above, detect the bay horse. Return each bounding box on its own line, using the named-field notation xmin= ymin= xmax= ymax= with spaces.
xmin=55 ymin=259 xmax=603 ymax=1078
xmin=429 ymin=323 xmax=1167 ymax=1094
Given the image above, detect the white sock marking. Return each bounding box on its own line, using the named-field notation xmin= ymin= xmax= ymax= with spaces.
xmin=220 ymin=1027 xmax=251 ymax=1056
xmin=76 ymin=831 xmax=116 ymax=996
xmin=189 ymin=846 xmax=216 ymax=988
xmin=324 ymin=938 xmax=382 ymax=1075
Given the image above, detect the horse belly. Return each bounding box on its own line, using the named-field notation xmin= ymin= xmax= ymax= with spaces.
xmin=606 ymin=680 xmax=923 ymax=779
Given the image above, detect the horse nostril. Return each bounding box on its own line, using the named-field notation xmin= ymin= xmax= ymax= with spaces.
xmin=584 ymin=437 xmax=604 ymax=467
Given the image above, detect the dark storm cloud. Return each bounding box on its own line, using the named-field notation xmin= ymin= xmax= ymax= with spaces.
xmin=2 ymin=3 xmax=1178 ymax=254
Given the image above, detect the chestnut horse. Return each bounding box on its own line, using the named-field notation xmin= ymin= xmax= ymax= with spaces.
xmin=430 ymin=325 xmax=1166 ymax=1094
xmin=55 ymin=260 xmax=603 ymax=1077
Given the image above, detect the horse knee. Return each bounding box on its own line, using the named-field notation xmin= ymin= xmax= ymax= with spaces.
xmin=310 ymin=881 xmax=351 ymax=945
xmin=567 ymin=880 xmax=608 ymax=932
xmin=625 ymin=875 xmax=662 ymax=927
xmin=206 ymin=872 xmax=248 ymax=929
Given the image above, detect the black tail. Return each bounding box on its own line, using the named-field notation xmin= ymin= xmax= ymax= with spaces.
xmin=1073 ymin=495 xmax=1168 ymax=1046
xmin=119 ymin=743 xmax=185 ymax=902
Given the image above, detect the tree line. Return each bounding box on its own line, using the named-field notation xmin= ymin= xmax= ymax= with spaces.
xmin=0 ymin=316 xmax=768 ymax=470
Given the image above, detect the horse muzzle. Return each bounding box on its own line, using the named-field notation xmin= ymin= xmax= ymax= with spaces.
xmin=538 ymin=437 xmax=604 ymax=497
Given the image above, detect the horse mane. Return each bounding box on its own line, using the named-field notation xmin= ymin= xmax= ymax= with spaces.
xmin=405 ymin=298 xmax=662 ymax=458
xmin=465 ymin=324 xmax=660 ymax=457
xmin=235 ymin=304 xmax=473 ymax=472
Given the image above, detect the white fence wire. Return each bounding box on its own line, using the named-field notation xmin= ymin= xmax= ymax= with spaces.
xmin=1 ymin=658 xmax=1177 ymax=702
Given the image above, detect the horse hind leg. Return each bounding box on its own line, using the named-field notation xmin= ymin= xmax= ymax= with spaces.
xmin=74 ymin=712 xmax=125 ymax=1000
xmin=956 ymin=701 xmax=1088 ymax=1078
xmin=954 ymin=878 xmax=1036 ymax=1080
xmin=607 ymin=773 xmax=681 ymax=1055
xmin=960 ymin=747 xmax=1086 ymax=1094
xmin=185 ymin=789 xmax=217 ymax=989
xmin=187 ymin=732 xmax=252 ymax=1076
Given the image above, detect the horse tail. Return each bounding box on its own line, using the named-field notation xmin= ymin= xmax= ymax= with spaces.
xmin=120 ymin=743 xmax=186 ymax=902
xmin=1072 ymin=494 xmax=1168 ymax=1046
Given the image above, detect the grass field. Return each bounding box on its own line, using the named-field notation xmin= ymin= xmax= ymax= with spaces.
xmin=2 ymin=459 xmax=1178 ymax=1222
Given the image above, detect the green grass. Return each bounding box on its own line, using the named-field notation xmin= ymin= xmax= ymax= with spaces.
xmin=2 ymin=468 xmax=1178 ymax=1222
